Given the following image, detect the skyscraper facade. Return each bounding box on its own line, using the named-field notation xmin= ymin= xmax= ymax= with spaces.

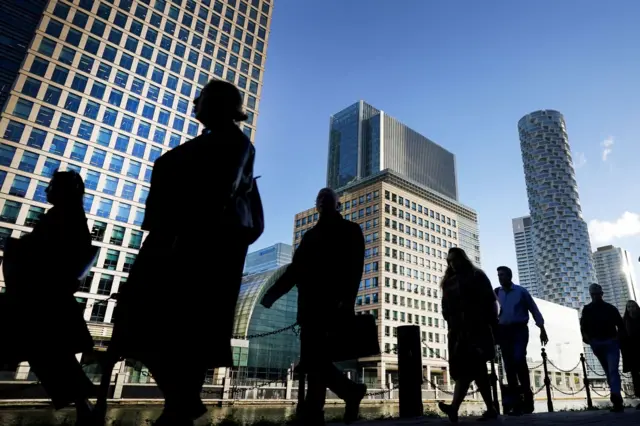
xmin=0 ymin=0 xmax=49 ymax=111
xmin=293 ymin=170 xmax=479 ymax=386
xmin=326 ymin=101 xmax=458 ymax=200
xmin=243 ymin=242 xmax=292 ymax=275
xmin=518 ymin=110 xmax=597 ymax=309
xmin=0 ymin=0 xmax=273 ymax=353
xmin=593 ymin=245 xmax=638 ymax=314
xmin=512 ymin=215 xmax=538 ymax=296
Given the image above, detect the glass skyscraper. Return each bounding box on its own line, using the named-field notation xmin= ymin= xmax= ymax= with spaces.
xmin=518 ymin=110 xmax=597 ymax=309
xmin=243 ymin=242 xmax=292 ymax=275
xmin=512 ymin=215 xmax=539 ymax=297
xmin=0 ymin=0 xmax=273 ymax=345
xmin=327 ymin=100 xmax=458 ymax=200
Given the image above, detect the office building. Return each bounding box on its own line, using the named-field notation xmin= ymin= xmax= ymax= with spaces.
xmin=0 ymin=1 xmax=49 ymax=111
xmin=0 ymin=0 xmax=273 ymax=377
xmin=512 ymin=215 xmax=538 ymax=297
xmin=326 ymin=101 xmax=458 ymax=200
xmin=293 ymin=169 xmax=479 ymax=386
xmin=593 ymin=245 xmax=638 ymax=313
xmin=243 ymin=242 xmax=292 ymax=275
xmin=518 ymin=110 xmax=597 ymax=309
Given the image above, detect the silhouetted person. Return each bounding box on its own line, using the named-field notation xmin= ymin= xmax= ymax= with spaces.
xmin=261 ymin=188 xmax=367 ymax=426
xmin=495 ymin=266 xmax=548 ymax=415
xmin=2 ymin=171 xmax=96 ymax=425
xmin=111 ymin=80 xmax=260 ymax=426
xmin=580 ymin=283 xmax=625 ymax=412
xmin=622 ymin=300 xmax=640 ymax=409
xmin=439 ymin=247 xmax=498 ymax=423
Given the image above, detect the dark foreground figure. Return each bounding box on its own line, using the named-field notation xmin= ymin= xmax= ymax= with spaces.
xmin=107 ymin=80 xmax=262 ymax=426
xmin=438 ymin=247 xmax=498 ymax=423
xmin=262 ymin=188 xmax=368 ymax=425
xmin=1 ymin=171 xmax=97 ymax=425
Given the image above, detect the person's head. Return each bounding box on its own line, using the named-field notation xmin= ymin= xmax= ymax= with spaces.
xmin=446 ymin=247 xmax=474 ymax=274
xmin=193 ymin=80 xmax=248 ymax=127
xmin=626 ymin=300 xmax=640 ymax=318
xmin=497 ymin=266 xmax=513 ymax=287
xmin=315 ymin=188 xmax=339 ymax=216
xmin=46 ymin=170 xmax=85 ymax=207
xmin=589 ymin=283 xmax=604 ymax=302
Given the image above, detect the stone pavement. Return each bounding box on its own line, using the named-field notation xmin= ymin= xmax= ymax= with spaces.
xmin=326 ymin=408 xmax=640 ymax=425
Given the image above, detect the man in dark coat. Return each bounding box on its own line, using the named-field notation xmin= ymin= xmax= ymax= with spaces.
xmin=111 ymin=81 xmax=257 ymax=426
xmin=261 ymin=188 xmax=367 ymax=425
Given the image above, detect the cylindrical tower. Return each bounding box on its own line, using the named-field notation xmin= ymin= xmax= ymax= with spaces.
xmin=518 ymin=110 xmax=597 ymax=308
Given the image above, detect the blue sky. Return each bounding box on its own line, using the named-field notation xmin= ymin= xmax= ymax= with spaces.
xmin=249 ymin=0 xmax=640 ymax=286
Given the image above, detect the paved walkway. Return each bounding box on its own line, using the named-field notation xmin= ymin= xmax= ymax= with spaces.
xmin=327 ymin=408 xmax=640 ymax=425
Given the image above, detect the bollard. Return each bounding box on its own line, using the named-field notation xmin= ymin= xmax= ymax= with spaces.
xmin=397 ymin=325 xmax=424 ymax=418
xmin=580 ymin=353 xmax=594 ymax=410
xmin=490 ymin=359 xmax=501 ymax=415
xmin=541 ymin=348 xmax=554 ymax=412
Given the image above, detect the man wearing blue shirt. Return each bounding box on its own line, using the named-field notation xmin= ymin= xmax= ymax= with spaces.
xmin=496 ymin=266 xmax=548 ymax=415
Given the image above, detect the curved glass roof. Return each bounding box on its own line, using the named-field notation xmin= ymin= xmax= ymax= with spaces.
xmin=233 ymin=264 xmax=290 ymax=338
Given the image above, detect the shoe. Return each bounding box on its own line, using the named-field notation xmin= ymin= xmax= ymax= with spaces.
xmin=507 ymin=407 xmax=523 ymax=416
xmin=344 ymin=383 xmax=367 ymax=424
xmin=610 ymin=405 xmax=624 ymax=413
xmin=522 ymin=397 xmax=534 ymax=414
xmin=438 ymin=402 xmax=459 ymax=423
xmin=610 ymin=393 xmax=624 ymax=412
xmin=477 ymin=409 xmax=499 ymax=422
xmin=635 ymin=402 xmax=640 ymax=410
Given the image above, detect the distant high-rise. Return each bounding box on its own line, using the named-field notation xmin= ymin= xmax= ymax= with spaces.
xmin=244 ymin=242 xmax=292 ymax=275
xmin=593 ymin=245 xmax=638 ymax=314
xmin=326 ymin=101 xmax=458 ymax=200
xmin=518 ymin=110 xmax=597 ymax=309
xmin=512 ymin=215 xmax=538 ymax=297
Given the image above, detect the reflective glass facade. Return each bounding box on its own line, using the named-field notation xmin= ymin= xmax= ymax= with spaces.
xmin=518 ymin=110 xmax=597 ymax=309
xmin=0 ymin=0 xmax=48 ymax=111
xmin=243 ymin=242 xmax=292 ymax=275
xmin=327 ymin=101 xmax=458 ymax=200
xmin=0 ymin=0 xmax=273 ymax=335
xmin=512 ymin=215 xmax=538 ymax=297
xmin=233 ymin=265 xmax=299 ymax=380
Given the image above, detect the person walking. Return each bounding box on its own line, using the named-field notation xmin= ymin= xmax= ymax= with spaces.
xmin=2 ymin=171 xmax=97 ymax=425
xmin=580 ymin=283 xmax=625 ymax=412
xmin=495 ymin=266 xmax=548 ymax=415
xmin=438 ymin=247 xmax=499 ymax=423
xmin=261 ymin=188 xmax=368 ymax=426
xmin=109 ymin=80 xmax=263 ymax=426
xmin=622 ymin=300 xmax=640 ymax=408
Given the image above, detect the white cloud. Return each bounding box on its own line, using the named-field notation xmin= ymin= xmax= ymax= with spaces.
xmin=573 ymin=152 xmax=587 ymax=168
xmin=601 ymin=137 xmax=614 ymax=161
xmin=588 ymin=211 xmax=640 ymax=244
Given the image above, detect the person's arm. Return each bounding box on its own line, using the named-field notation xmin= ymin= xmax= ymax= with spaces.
xmin=614 ymin=307 xmax=627 ymax=340
xmin=261 ymin=233 xmax=310 ymax=308
xmin=524 ymin=288 xmax=548 ymax=345
xmin=141 ymin=158 xmax=166 ymax=232
xmin=580 ymin=308 xmax=590 ymax=344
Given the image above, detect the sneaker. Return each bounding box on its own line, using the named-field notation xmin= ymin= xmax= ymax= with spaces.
xmin=438 ymin=402 xmax=459 ymax=423
xmin=344 ymin=384 xmax=367 ymax=424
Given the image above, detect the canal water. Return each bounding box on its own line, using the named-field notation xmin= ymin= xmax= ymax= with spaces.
xmin=0 ymin=398 xmax=621 ymax=425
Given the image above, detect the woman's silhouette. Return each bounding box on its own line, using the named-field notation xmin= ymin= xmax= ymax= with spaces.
xmin=438 ymin=247 xmax=499 ymax=423
xmin=3 ymin=170 xmax=96 ymax=425
xmin=110 ymin=80 xmax=260 ymax=426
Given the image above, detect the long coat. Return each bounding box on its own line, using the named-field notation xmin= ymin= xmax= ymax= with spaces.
xmin=442 ymin=268 xmax=498 ymax=381
xmin=2 ymin=204 xmax=94 ymax=362
xmin=263 ymin=212 xmax=365 ymax=329
xmin=112 ymin=123 xmax=254 ymax=368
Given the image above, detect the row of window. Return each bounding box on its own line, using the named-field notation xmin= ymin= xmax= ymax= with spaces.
xmin=384 ymin=205 xmax=457 ymax=243
xmin=384 ymin=190 xmax=457 ymax=228
xmin=383 ymin=293 xmax=441 ymax=313
xmin=383 ymin=342 xmax=444 ymax=360
xmin=383 ymin=261 xmax=442 ymax=284
xmin=0 ymin=146 xmax=151 ymax=204
xmin=383 ymin=309 xmax=443 ymax=328
xmin=383 ymin=247 xmax=446 ymax=273
xmin=385 ymin=327 xmax=445 ymax=344
xmin=384 ymin=277 xmax=440 ymax=299
xmin=384 ymin=231 xmax=454 ymax=261
xmin=49 ymin=0 xmax=264 ymax=100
